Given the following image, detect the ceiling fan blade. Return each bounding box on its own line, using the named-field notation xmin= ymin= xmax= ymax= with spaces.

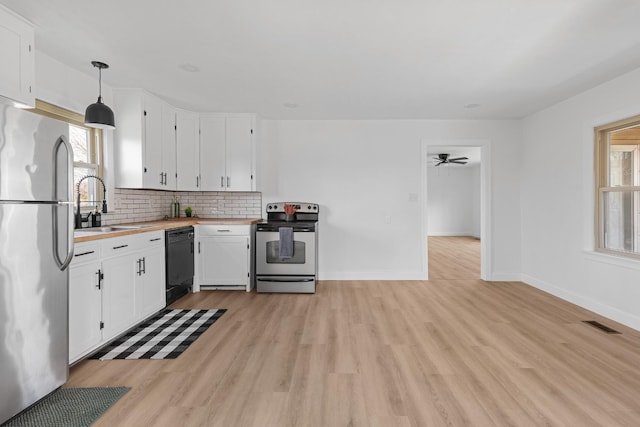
xmin=448 ymin=157 xmax=468 ymax=161
xmin=435 ymin=161 xmax=444 ymax=166
xmin=450 ymin=160 xmax=468 ymax=164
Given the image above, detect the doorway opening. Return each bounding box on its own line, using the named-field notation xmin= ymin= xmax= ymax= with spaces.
xmin=421 ymin=141 xmax=491 ymax=280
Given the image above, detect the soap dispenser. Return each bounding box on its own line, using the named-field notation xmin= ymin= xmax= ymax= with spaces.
xmin=92 ymin=206 xmax=101 ymax=227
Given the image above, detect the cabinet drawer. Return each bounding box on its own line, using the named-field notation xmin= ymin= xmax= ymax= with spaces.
xmin=141 ymin=231 xmax=164 ymax=247
xmin=100 ymin=235 xmax=143 ymax=257
xmin=72 ymin=242 xmax=99 ymax=265
xmin=100 ymin=230 xmax=165 ymax=257
xmin=196 ymin=224 xmax=249 ymax=236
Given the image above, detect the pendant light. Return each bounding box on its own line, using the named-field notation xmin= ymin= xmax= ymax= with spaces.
xmin=84 ymin=61 xmax=115 ymax=130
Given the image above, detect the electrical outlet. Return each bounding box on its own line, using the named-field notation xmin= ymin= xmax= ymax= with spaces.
xmin=385 ymin=215 xmax=391 ymax=224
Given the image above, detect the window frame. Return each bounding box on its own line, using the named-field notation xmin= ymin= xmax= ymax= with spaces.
xmin=594 ymin=114 xmax=640 ymax=259
xmin=28 ymin=99 xmax=104 ymax=209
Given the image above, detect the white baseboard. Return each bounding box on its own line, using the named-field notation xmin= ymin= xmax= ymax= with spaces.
xmin=318 ymin=271 xmax=520 ymax=282
xmin=428 ymin=231 xmax=476 ymax=237
xmin=318 ymin=271 xmax=426 ymax=281
xmin=487 ymin=273 xmax=522 ymax=282
xmin=522 ymin=274 xmax=640 ymax=332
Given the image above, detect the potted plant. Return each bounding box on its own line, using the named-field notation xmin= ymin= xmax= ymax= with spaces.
xmin=184 ymin=206 xmax=193 ymax=217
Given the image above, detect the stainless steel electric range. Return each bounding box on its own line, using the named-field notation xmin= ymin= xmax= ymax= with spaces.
xmin=255 ymin=202 xmax=319 ymax=293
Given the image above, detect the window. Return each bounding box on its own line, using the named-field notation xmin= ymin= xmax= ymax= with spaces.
xmin=595 ymin=116 xmax=640 ymax=257
xmin=29 ymin=100 xmax=104 ymax=211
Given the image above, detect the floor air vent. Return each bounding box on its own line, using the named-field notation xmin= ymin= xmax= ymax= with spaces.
xmin=582 ymin=320 xmax=621 ymax=334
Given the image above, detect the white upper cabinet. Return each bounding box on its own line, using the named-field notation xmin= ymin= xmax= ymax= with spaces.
xmin=0 ymin=5 xmax=34 ymax=108
xmin=114 ymin=89 xmax=257 ymax=192
xmin=113 ymin=89 xmax=176 ymax=190
xmin=161 ymin=103 xmax=177 ymax=190
xmin=226 ymin=117 xmax=254 ymax=191
xmin=143 ymin=93 xmax=164 ymax=189
xmin=176 ymin=109 xmax=200 ymax=191
xmin=200 ymin=115 xmax=255 ymax=192
xmin=199 ymin=117 xmax=226 ymax=191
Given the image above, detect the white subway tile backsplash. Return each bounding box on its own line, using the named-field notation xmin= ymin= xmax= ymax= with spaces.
xmin=102 ymin=189 xmax=262 ymax=225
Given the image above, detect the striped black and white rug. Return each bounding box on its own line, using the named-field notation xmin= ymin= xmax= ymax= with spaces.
xmin=91 ymin=309 xmax=226 ymax=360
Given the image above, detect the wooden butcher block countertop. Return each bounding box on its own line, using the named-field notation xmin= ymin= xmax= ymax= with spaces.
xmin=74 ymin=217 xmax=263 ymax=243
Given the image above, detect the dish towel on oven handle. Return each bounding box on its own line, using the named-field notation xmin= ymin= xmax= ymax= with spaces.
xmin=279 ymin=227 xmax=294 ymax=259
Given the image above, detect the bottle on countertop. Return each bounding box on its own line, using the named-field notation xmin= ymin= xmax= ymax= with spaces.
xmin=171 ymin=196 xmax=180 ymax=218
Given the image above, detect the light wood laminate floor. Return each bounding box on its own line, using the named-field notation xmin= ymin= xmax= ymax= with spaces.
xmin=429 ymin=236 xmax=481 ymax=279
xmin=68 ymin=279 xmax=640 ymax=426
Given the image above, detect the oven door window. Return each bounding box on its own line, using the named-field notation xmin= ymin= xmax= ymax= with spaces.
xmin=266 ymin=241 xmax=306 ymax=264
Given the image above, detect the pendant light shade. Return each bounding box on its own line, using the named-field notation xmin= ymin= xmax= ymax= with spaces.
xmin=84 ymin=61 xmax=115 ymax=130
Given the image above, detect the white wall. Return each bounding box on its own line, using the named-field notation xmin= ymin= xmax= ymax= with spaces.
xmin=35 ymin=52 xmax=113 ymax=116
xmin=427 ymin=164 xmax=480 ymax=237
xmin=34 ymin=51 xmax=116 ymax=209
xmin=521 ymin=66 xmax=640 ymax=330
xmin=259 ymin=120 xmax=521 ymax=280
xmin=32 ymin=52 xmax=523 ymax=283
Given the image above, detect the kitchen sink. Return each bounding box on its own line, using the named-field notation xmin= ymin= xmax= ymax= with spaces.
xmin=74 ymin=225 xmax=154 ymax=234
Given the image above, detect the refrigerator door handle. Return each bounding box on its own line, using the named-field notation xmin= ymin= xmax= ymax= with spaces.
xmin=52 ymin=136 xmax=75 ymax=270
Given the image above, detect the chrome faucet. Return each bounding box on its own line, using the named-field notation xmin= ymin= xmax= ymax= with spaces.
xmin=75 ymin=174 xmax=107 ymax=228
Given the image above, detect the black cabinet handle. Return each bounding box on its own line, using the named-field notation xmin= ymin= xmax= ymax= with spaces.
xmin=113 ymin=244 xmax=129 ymax=250
xmin=75 ymin=250 xmax=95 ymax=257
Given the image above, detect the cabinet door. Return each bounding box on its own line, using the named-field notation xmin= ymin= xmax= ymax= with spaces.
xmin=0 ymin=7 xmax=34 ymax=107
xmin=199 ymin=117 xmax=226 ymax=191
xmin=226 ymin=117 xmax=253 ymax=191
xmin=102 ymin=254 xmax=137 ymax=341
xmin=69 ymin=260 xmax=102 ymax=363
xmin=176 ymin=110 xmax=200 ymax=191
xmin=199 ymin=235 xmax=249 ymax=286
xmin=161 ymin=104 xmax=177 ymax=190
xmin=143 ymin=94 xmax=164 ymax=189
xmin=135 ymin=245 xmax=166 ymax=320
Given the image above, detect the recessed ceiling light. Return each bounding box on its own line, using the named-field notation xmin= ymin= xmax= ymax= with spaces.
xmin=283 ymin=102 xmax=299 ymax=108
xmin=179 ymin=63 xmax=200 ymax=72
xmin=464 ymin=103 xmax=481 ymax=109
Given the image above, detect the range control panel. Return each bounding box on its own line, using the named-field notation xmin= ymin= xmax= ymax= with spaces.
xmin=266 ymin=202 xmax=319 ymax=213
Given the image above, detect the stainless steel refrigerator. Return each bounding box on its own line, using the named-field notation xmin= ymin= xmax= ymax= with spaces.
xmin=0 ymin=104 xmax=74 ymax=424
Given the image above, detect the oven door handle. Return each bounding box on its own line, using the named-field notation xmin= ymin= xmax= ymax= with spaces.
xmin=256 ymin=278 xmax=315 ymax=282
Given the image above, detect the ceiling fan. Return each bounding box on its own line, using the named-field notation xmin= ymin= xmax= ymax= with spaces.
xmin=432 ymin=153 xmax=468 ymax=166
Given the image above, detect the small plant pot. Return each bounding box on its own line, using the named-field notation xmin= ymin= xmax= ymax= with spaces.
xmin=185 ymin=212 xmax=192 ymax=217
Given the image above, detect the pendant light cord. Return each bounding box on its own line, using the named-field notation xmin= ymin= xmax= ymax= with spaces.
xmin=98 ymin=66 xmax=102 ymax=100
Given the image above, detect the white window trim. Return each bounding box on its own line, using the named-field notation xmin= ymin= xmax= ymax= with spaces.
xmin=594 ymin=115 xmax=640 ymax=260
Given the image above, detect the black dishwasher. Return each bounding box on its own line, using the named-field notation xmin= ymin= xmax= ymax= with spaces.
xmin=165 ymin=226 xmax=194 ymax=305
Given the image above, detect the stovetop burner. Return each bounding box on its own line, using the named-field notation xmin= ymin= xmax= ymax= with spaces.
xmin=258 ymin=202 xmax=319 ymax=232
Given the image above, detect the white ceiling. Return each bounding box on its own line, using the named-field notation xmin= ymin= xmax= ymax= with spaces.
xmin=4 ymin=0 xmax=640 ymax=119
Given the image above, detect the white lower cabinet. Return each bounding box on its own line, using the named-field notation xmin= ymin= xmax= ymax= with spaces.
xmin=69 ymin=231 xmax=166 ymax=364
xmin=68 ymin=242 xmax=102 ymax=363
xmin=135 ymin=243 xmax=166 ymax=320
xmin=195 ymin=224 xmax=254 ymax=292
xmin=101 ymin=251 xmax=137 ymax=342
